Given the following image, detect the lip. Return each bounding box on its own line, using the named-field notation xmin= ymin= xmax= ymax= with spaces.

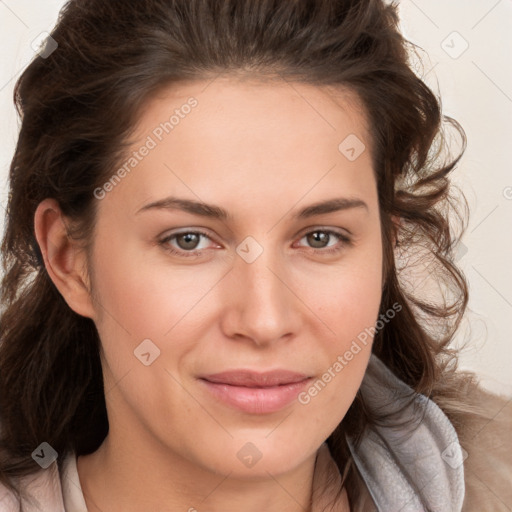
xmin=198 ymin=370 xmax=312 ymax=414
xmin=201 ymin=369 xmax=310 ymax=387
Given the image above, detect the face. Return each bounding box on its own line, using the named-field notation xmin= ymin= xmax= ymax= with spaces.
xmin=87 ymin=76 xmax=383 ymax=477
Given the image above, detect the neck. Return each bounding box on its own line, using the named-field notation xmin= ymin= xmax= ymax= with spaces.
xmin=77 ymin=431 xmax=323 ymax=512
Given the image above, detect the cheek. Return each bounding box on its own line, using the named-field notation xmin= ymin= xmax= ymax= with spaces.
xmin=313 ymin=271 xmax=380 ymax=391
xmin=334 ymin=269 xmax=382 ymax=340
xmin=90 ymin=231 xmax=217 ymax=339
xmin=307 ymin=246 xmax=383 ymax=344
xmin=301 ymin=240 xmax=382 ymax=400
xmin=296 ymin=266 xmax=382 ymax=439
xmin=88 ymin=238 xmax=229 ymax=395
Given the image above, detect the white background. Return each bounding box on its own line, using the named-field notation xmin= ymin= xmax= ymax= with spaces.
xmin=1 ymin=1 xmax=511 ymax=395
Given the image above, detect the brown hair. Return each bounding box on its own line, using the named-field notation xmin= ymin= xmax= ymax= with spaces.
xmin=0 ymin=0 xmax=477 ymax=509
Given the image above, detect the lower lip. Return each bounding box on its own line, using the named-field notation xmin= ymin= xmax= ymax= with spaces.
xmin=199 ymin=378 xmax=312 ymax=414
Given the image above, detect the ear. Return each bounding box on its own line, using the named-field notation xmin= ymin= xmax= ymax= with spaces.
xmin=34 ymin=198 xmax=96 ymax=319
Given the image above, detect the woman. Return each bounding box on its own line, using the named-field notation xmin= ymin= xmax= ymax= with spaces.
xmin=0 ymin=0 xmax=510 ymax=511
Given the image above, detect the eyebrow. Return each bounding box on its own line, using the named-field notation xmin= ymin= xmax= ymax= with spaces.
xmin=135 ymin=196 xmax=368 ymax=220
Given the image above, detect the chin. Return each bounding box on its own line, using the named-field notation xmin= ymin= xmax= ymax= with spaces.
xmin=195 ymin=434 xmax=318 ymax=479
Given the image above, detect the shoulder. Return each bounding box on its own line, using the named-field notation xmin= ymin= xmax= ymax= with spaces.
xmin=0 ymin=480 xmax=18 ymax=511
xmin=0 ymin=461 xmax=65 ymax=511
xmin=460 ymin=386 xmax=512 ymax=511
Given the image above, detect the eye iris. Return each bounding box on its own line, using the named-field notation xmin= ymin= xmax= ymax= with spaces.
xmin=177 ymin=233 xmax=200 ymax=250
xmin=307 ymin=231 xmax=329 ymax=248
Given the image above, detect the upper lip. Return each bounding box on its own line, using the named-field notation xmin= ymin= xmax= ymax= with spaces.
xmin=200 ymin=370 xmax=311 ymax=387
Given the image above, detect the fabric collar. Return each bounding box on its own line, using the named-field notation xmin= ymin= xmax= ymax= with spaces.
xmin=345 ymin=354 xmax=465 ymax=511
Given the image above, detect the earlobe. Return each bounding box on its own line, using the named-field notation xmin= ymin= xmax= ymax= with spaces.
xmin=34 ymin=198 xmax=96 ymax=320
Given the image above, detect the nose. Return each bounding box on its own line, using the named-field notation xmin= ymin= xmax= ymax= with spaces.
xmin=219 ymin=247 xmax=302 ymax=347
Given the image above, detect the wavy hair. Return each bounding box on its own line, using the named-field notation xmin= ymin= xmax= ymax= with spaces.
xmin=0 ymin=0 xmax=478 ymax=509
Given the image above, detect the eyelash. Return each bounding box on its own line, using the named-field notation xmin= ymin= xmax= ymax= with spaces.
xmin=158 ymin=228 xmax=352 ymax=258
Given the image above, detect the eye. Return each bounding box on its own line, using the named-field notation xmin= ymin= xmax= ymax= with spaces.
xmin=159 ymin=229 xmax=216 ymax=258
xmin=158 ymin=227 xmax=352 ymax=259
xmin=295 ymin=229 xmax=352 ymax=255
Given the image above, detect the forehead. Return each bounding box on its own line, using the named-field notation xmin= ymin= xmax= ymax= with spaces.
xmin=139 ymin=76 xmax=371 ymax=149
xmin=105 ymin=76 xmax=376 ymax=216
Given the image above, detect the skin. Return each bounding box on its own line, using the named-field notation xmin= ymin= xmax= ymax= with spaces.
xmin=34 ymin=76 xmax=384 ymax=512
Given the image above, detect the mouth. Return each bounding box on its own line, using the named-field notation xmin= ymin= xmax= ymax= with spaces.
xmin=198 ymin=370 xmax=312 ymax=414
xmin=200 ymin=369 xmax=311 ymax=387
